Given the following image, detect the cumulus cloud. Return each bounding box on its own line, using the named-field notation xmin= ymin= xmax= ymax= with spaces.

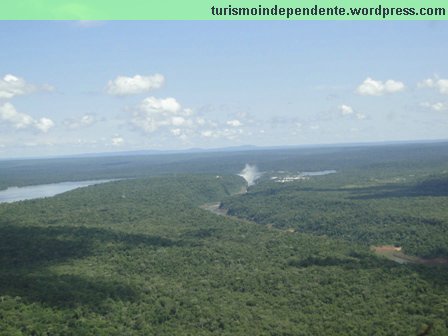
xmin=0 ymin=103 xmax=54 ymax=132
xmin=35 ymin=118 xmax=55 ymax=133
xmin=338 ymin=104 xmax=366 ymax=120
xmin=0 ymin=102 xmax=33 ymax=128
xmin=0 ymin=74 xmax=54 ymax=99
xmin=356 ymin=77 xmax=405 ymax=96
xmin=132 ymin=97 xmax=194 ymax=133
xmin=201 ymin=130 xmax=214 ymax=137
xmin=418 ymin=77 xmax=448 ymax=95
xmin=421 ymin=102 xmax=447 ymax=111
xmin=111 ymin=136 xmax=124 ymax=146
xmin=338 ymin=104 xmax=354 ymax=115
xmin=171 ymin=116 xmax=186 ymax=126
xmin=140 ymin=96 xmax=182 ymax=114
xmin=226 ymin=119 xmax=243 ymax=127
xmin=107 ymin=74 xmax=164 ymax=96
xmin=130 ymin=96 xmax=248 ymax=143
xmin=419 ymin=78 xmax=435 ymax=88
xmin=170 ymin=128 xmax=189 ymax=141
xmin=199 ymin=127 xmax=243 ymax=140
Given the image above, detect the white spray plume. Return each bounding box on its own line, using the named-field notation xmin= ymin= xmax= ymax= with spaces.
xmin=238 ymin=164 xmax=262 ymax=186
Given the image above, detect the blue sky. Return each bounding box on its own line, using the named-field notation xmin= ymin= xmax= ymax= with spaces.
xmin=0 ymin=21 xmax=447 ymax=158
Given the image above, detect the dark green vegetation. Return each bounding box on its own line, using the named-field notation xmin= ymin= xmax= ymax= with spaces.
xmin=2 ymin=142 xmax=448 ymax=191
xmin=1 ymin=142 xmax=448 ymax=335
xmin=222 ymin=172 xmax=448 ymax=258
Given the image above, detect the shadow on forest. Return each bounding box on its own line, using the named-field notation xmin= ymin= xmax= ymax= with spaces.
xmin=0 ymin=273 xmax=137 ymax=309
xmin=0 ymin=225 xmax=178 ymax=309
xmin=413 ymin=264 xmax=448 ymax=288
xmin=0 ymin=225 xmax=177 ymax=268
xmin=287 ymin=253 xmax=448 ymax=289
xmin=346 ymin=177 xmax=448 ymax=200
xmin=287 ymin=252 xmax=392 ymax=271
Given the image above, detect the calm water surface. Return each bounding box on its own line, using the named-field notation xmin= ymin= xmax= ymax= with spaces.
xmin=301 ymin=170 xmax=337 ymax=176
xmin=0 ymin=180 xmax=115 ymax=203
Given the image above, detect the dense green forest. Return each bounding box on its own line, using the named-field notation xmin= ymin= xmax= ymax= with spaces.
xmin=222 ymin=172 xmax=448 ymax=258
xmin=1 ymin=143 xmax=448 ymax=335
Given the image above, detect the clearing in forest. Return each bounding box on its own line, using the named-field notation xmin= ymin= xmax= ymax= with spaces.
xmin=372 ymin=245 xmax=448 ymax=265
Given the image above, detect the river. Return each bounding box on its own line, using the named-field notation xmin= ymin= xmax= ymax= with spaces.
xmin=0 ymin=179 xmax=116 ymax=203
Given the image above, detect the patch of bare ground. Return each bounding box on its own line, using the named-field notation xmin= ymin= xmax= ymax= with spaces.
xmin=199 ymin=202 xmax=228 ymax=216
xmin=372 ymin=245 xmax=448 ymax=265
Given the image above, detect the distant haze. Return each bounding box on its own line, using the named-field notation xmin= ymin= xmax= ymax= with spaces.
xmin=239 ymin=164 xmax=262 ymax=186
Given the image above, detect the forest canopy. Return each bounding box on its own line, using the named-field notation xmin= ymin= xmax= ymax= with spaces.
xmin=1 ymin=142 xmax=447 ymax=335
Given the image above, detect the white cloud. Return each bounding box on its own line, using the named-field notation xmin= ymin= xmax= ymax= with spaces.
xmin=199 ymin=127 xmax=243 ymax=141
xmin=0 ymin=102 xmax=33 ymax=128
xmin=356 ymin=113 xmax=366 ymax=120
xmin=80 ymin=114 xmax=95 ymax=125
xmin=421 ymin=102 xmax=447 ymax=111
xmin=338 ymin=104 xmax=354 ymax=115
xmin=0 ymin=103 xmax=54 ymax=132
xmin=0 ymin=74 xmax=54 ymax=99
xmin=171 ymin=128 xmax=182 ymax=136
xmin=35 ymin=118 xmax=55 ymax=133
xmin=220 ymin=128 xmax=243 ymax=140
xmin=132 ymin=97 xmax=194 ymax=133
xmin=171 ymin=116 xmax=187 ymax=126
xmin=338 ymin=104 xmax=366 ymax=120
xmin=111 ymin=136 xmax=124 ymax=146
xmin=130 ymin=97 xmax=248 ymax=143
xmin=356 ymin=77 xmax=405 ymax=96
xmin=418 ymin=77 xmax=448 ymax=95
xmin=169 ymin=128 xmax=189 ymax=141
xmin=65 ymin=114 xmax=96 ymax=129
xmin=226 ymin=119 xmax=243 ymax=127
xmin=201 ymin=130 xmax=214 ymax=137
xmin=418 ymin=78 xmax=435 ymax=88
xmin=107 ymin=74 xmax=164 ymax=96
xmin=140 ymin=96 xmax=180 ymax=113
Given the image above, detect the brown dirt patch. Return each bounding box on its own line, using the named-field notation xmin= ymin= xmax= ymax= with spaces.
xmin=372 ymin=245 xmax=448 ymax=266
